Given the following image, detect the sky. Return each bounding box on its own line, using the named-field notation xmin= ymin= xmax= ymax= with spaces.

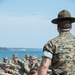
xmin=0 ymin=0 xmax=75 ymax=48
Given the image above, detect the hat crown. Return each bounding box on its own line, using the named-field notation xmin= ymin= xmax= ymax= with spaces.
xmin=31 ymin=56 xmax=36 ymax=59
xmin=26 ymin=54 xmax=30 ymax=57
xmin=4 ymin=57 xmax=8 ymax=59
xmin=13 ymin=54 xmax=18 ymax=57
xmin=58 ymin=10 xmax=71 ymax=18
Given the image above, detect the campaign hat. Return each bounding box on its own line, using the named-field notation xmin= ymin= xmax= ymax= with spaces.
xmin=52 ymin=10 xmax=75 ymax=24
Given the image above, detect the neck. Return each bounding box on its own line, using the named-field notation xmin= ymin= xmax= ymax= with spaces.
xmin=58 ymin=27 xmax=71 ymax=34
xmin=59 ymin=31 xmax=70 ymax=35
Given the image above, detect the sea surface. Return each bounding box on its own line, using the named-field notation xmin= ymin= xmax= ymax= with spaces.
xmin=0 ymin=48 xmax=43 ymax=60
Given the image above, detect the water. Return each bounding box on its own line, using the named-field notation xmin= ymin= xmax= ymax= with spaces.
xmin=0 ymin=48 xmax=43 ymax=60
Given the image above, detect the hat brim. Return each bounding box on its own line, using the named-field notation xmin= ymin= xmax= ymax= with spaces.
xmin=51 ymin=17 xmax=75 ymax=24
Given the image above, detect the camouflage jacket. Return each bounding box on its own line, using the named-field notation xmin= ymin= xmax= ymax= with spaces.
xmin=43 ymin=32 xmax=75 ymax=75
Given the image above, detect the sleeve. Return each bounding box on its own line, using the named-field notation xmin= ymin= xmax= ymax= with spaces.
xmin=43 ymin=41 xmax=56 ymax=59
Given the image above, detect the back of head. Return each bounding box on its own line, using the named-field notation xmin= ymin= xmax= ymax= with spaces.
xmin=51 ymin=9 xmax=75 ymax=32
xmin=58 ymin=20 xmax=72 ymax=30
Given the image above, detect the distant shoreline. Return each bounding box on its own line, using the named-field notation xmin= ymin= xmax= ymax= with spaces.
xmin=0 ymin=48 xmax=42 ymax=60
xmin=0 ymin=47 xmax=42 ymax=51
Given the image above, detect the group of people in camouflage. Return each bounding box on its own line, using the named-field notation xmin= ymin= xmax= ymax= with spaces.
xmin=0 ymin=54 xmax=41 ymax=75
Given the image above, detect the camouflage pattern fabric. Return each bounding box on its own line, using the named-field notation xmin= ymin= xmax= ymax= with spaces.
xmin=9 ymin=59 xmax=19 ymax=70
xmin=0 ymin=67 xmax=4 ymax=73
xmin=22 ymin=58 xmax=27 ymax=62
xmin=23 ymin=61 xmax=30 ymax=75
xmin=43 ymin=32 xmax=75 ymax=75
xmin=0 ymin=65 xmax=15 ymax=74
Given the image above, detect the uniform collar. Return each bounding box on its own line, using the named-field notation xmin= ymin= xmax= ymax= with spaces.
xmin=59 ymin=32 xmax=71 ymax=36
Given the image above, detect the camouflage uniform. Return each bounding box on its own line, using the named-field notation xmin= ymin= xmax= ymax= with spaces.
xmin=23 ymin=62 xmax=30 ymax=75
xmin=2 ymin=57 xmax=10 ymax=67
xmin=30 ymin=67 xmax=38 ymax=75
xmin=29 ymin=56 xmax=40 ymax=68
xmin=23 ymin=56 xmax=40 ymax=75
xmin=0 ymin=66 xmax=4 ymax=73
xmin=22 ymin=54 xmax=30 ymax=65
xmin=0 ymin=63 xmax=17 ymax=75
xmin=9 ymin=54 xmax=25 ymax=75
xmin=43 ymin=32 xmax=75 ymax=75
